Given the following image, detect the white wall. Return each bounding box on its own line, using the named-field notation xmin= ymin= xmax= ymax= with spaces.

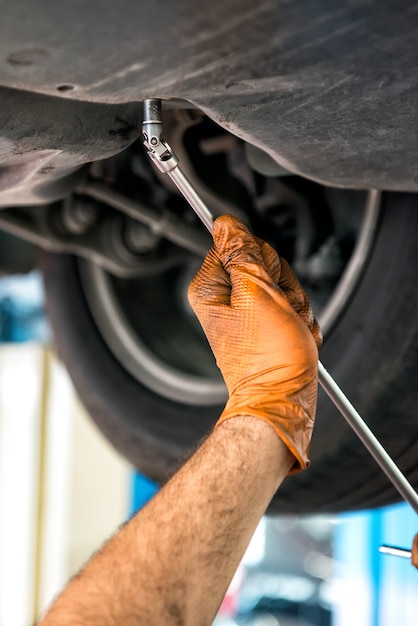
xmin=0 ymin=345 xmax=131 ymax=625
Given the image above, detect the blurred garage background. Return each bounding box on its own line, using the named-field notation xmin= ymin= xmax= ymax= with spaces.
xmin=0 ymin=269 xmax=417 ymax=626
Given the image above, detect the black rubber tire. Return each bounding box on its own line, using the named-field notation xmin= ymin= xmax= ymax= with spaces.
xmin=42 ymin=192 xmax=418 ymax=513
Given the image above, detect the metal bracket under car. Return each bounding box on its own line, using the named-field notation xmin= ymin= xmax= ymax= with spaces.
xmin=0 ymin=180 xmax=210 ymax=278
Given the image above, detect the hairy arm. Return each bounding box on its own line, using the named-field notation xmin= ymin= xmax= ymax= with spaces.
xmin=40 ymin=215 xmax=320 ymax=625
xmin=39 ymin=417 xmax=293 ymax=626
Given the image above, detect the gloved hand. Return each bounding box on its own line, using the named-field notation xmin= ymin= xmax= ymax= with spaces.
xmin=188 ymin=215 xmax=322 ymax=475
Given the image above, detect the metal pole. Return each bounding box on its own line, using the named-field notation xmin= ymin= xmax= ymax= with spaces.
xmin=166 ymin=167 xmax=214 ymax=234
xmin=379 ymin=545 xmax=412 ymax=559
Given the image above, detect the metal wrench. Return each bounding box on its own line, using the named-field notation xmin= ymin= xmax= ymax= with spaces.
xmin=142 ymin=98 xmax=418 ymax=516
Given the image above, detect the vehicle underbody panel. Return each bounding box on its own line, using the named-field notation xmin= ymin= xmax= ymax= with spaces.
xmin=2 ymin=1 xmax=418 ymax=514
xmin=0 ymin=0 xmax=417 ymax=195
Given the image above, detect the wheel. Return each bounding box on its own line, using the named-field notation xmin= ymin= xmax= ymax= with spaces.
xmin=42 ymin=189 xmax=418 ymax=514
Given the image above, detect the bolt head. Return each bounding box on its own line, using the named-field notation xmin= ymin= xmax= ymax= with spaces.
xmin=60 ymin=198 xmax=97 ymax=235
xmin=124 ymin=221 xmax=160 ymax=254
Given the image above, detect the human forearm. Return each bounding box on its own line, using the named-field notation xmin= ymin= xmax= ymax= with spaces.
xmin=39 ymin=417 xmax=293 ymax=626
xmin=39 ymin=214 xmax=320 ymax=626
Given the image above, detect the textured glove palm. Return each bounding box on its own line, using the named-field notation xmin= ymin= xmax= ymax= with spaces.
xmin=188 ymin=215 xmax=322 ymax=475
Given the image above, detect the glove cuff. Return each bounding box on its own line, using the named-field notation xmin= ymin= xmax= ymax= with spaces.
xmin=215 ymin=397 xmax=314 ymax=476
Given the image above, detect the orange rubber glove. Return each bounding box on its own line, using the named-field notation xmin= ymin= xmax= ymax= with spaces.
xmin=412 ymin=534 xmax=418 ymax=569
xmin=188 ymin=215 xmax=322 ymax=475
